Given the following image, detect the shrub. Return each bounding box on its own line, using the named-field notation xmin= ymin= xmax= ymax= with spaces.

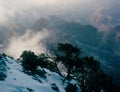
xmin=0 ymin=58 xmax=7 ymax=81
xmin=20 ymin=50 xmax=37 ymax=73
xmin=65 ymin=83 xmax=78 ymax=92
xmin=46 ymin=62 xmax=57 ymax=72
xmin=0 ymin=72 xmax=7 ymax=81
xmin=36 ymin=68 xmax=47 ymax=79
xmin=36 ymin=53 xmax=49 ymax=68
xmin=51 ymin=83 xmax=59 ymax=92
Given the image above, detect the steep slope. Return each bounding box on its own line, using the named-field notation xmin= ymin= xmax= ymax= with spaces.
xmin=30 ymin=16 xmax=120 ymax=87
xmin=30 ymin=16 xmax=110 ymax=66
xmin=1 ymin=15 xmax=120 ymax=87
xmin=31 ymin=16 xmax=102 ymax=47
xmin=0 ymin=56 xmax=70 ymax=92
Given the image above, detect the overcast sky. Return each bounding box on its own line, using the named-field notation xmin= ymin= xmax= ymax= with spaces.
xmin=0 ymin=0 xmax=120 ymax=58
xmin=0 ymin=0 xmax=119 ymax=25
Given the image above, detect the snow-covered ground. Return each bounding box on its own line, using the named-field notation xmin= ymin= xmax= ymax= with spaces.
xmin=0 ymin=56 xmax=70 ymax=92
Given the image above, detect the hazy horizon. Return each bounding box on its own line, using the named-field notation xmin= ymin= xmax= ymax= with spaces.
xmin=0 ymin=0 xmax=120 ymax=58
xmin=0 ymin=0 xmax=120 ymax=25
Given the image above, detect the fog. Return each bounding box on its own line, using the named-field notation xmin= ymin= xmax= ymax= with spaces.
xmin=0 ymin=0 xmax=119 ymax=25
xmin=0 ymin=0 xmax=120 ymax=58
xmin=5 ymin=29 xmax=51 ymax=58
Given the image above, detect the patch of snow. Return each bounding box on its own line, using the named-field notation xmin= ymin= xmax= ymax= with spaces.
xmin=0 ymin=57 xmax=67 ymax=92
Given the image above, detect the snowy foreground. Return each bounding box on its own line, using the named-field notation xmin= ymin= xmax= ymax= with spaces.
xmin=0 ymin=56 xmax=77 ymax=92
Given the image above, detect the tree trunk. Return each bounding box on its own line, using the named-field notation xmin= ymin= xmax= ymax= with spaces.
xmin=67 ymin=66 xmax=71 ymax=80
xmin=81 ymin=73 xmax=85 ymax=92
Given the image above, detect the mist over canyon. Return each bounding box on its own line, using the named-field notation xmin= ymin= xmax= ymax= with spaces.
xmin=0 ymin=0 xmax=120 ymax=88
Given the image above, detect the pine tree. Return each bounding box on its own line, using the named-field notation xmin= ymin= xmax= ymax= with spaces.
xmin=57 ymin=43 xmax=81 ymax=79
xmin=20 ymin=50 xmax=37 ymax=73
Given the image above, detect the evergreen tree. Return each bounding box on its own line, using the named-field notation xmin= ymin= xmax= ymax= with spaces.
xmin=46 ymin=51 xmax=62 ymax=76
xmin=57 ymin=43 xmax=81 ymax=79
xmin=20 ymin=50 xmax=37 ymax=73
xmin=75 ymin=56 xmax=115 ymax=92
xmin=37 ymin=53 xmax=49 ymax=68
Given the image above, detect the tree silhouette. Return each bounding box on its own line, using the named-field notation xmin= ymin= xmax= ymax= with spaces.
xmin=75 ymin=56 xmax=115 ymax=92
xmin=57 ymin=43 xmax=81 ymax=79
xmin=46 ymin=50 xmax=62 ymax=76
xmin=37 ymin=53 xmax=49 ymax=68
xmin=19 ymin=43 xmax=116 ymax=92
xmin=20 ymin=50 xmax=37 ymax=73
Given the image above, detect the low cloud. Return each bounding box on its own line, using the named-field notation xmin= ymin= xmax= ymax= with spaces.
xmin=5 ymin=29 xmax=51 ymax=58
xmin=88 ymin=7 xmax=114 ymax=31
xmin=0 ymin=0 xmax=120 ymax=58
xmin=0 ymin=0 xmax=119 ymax=25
